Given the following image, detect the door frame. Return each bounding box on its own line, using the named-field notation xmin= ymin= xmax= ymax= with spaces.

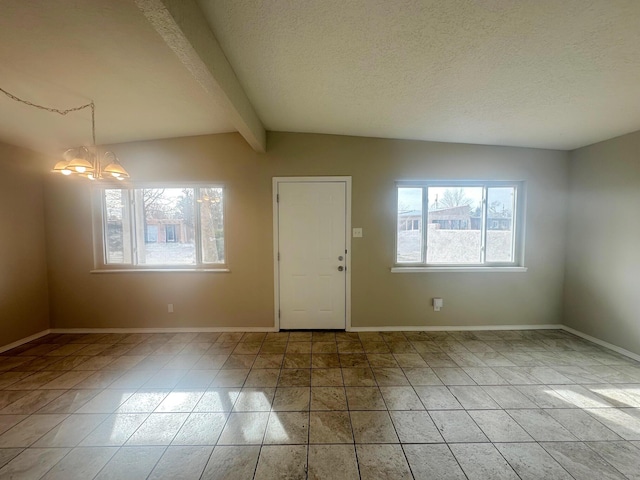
xmin=273 ymin=176 xmax=352 ymax=332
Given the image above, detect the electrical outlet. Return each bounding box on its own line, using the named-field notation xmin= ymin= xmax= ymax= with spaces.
xmin=433 ymin=298 xmax=443 ymax=312
xmin=167 ymin=304 xmax=174 ymax=313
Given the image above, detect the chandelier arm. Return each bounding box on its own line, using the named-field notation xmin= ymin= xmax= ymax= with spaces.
xmin=2 ymin=86 xmax=127 ymax=180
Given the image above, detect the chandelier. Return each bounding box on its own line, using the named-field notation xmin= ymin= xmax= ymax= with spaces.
xmin=1 ymin=87 xmax=130 ymax=181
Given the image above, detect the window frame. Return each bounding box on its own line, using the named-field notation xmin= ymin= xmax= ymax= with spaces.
xmin=92 ymin=182 xmax=229 ymax=272
xmin=394 ymin=180 xmax=526 ymax=271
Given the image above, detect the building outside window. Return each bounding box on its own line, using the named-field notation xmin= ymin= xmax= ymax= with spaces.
xmin=99 ymin=185 xmax=225 ymax=269
xmin=396 ymin=181 xmax=524 ymax=267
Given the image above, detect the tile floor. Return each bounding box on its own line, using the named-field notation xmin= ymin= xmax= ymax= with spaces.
xmin=0 ymin=329 xmax=639 ymax=479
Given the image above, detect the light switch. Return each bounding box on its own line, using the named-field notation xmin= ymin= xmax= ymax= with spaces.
xmin=352 ymin=228 xmax=363 ymax=238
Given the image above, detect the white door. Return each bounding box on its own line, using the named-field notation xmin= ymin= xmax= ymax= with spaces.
xmin=277 ymin=181 xmax=347 ymax=329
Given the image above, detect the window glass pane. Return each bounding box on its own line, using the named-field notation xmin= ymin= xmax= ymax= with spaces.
xmin=166 ymin=224 xmax=176 ymax=243
xmin=146 ymin=225 xmax=158 ymax=243
xmin=397 ymin=187 xmax=423 ymax=263
xmin=426 ymin=186 xmax=483 ymax=264
xmin=138 ymin=188 xmax=196 ymax=265
xmin=485 ymin=186 xmax=515 ymax=262
xmin=104 ymin=189 xmax=131 ymax=264
xmin=198 ymin=187 xmax=225 ymax=264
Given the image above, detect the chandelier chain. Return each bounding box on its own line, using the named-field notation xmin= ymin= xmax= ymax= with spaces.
xmin=0 ymin=87 xmax=96 ymax=145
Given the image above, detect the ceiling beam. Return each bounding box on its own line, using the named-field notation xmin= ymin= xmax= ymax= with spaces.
xmin=136 ymin=0 xmax=266 ymax=153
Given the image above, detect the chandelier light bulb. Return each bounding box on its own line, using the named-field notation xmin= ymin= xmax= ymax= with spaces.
xmin=0 ymin=88 xmax=131 ymax=182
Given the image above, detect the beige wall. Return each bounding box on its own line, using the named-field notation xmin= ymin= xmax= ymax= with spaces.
xmin=45 ymin=132 xmax=569 ymax=329
xmin=564 ymin=130 xmax=640 ymax=355
xmin=0 ymin=142 xmax=50 ymax=347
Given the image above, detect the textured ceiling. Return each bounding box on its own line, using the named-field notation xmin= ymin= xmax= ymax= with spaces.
xmin=199 ymin=0 xmax=640 ymax=150
xmin=2 ymin=0 xmax=640 ymax=154
xmin=0 ymin=0 xmax=234 ymax=154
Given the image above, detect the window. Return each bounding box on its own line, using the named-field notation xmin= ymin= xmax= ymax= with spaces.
xmin=165 ymin=224 xmax=177 ymax=243
xmin=99 ymin=185 xmax=225 ymax=269
xmin=396 ymin=181 xmax=524 ymax=268
xmin=146 ymin=225 xmax=158 ymax=243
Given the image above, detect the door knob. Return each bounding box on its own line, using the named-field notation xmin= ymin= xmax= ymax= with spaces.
xmin=338 ymin=266 xmax=344 ymax=272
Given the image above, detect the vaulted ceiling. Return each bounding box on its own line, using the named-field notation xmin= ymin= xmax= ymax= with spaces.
xmin=2 ymin=0 xmax=640 ymax=153
xmin=0 ymin=0 xmax=235 ymax=153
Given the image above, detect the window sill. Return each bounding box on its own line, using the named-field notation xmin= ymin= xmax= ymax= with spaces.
xmin=90 ymin=268 xmax=230 ymax=274
xmin=391 ymin=266 xmax=528 ymax=273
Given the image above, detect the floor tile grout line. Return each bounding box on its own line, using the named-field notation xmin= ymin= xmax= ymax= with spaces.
xmin=456 ymin=409 xmax=521 ymax=477
xmin=381 ymin=382 xmax=416 ymax=478
xmin=16 ymin=437 xmax=77 ymax=479
xmin=141 ymin=444 xmax=170 ymax=480
xmin=193 ymin=444 xmax=217 ymax=480
xmin=0 ymin=330 xmax=639 ymax=479
xmin=582 ymin=441 xmax=638 ymax=480
xmin=347 ymin=408 xmax=362 ymax=480
xmin=442 ymin=442 xmax=471 ymax=480
xmin=534 ymin=441 xmax=587 ymax=480
xmin=543 ymin=406 xmax=624 ymax=441
xmin=306 ymin=385 xmax=312 ymax=478
xmin=503 ymin=407 xmax=577 ymax=443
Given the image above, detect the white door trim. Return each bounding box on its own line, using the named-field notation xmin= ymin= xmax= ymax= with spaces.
xmin=273 ymin=176 xmax=352 ymax=332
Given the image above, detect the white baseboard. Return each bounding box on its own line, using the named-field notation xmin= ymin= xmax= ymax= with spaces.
xmin=348 ymin=324 xmax=563 ymax=332
xmin=0 ymin=329 xmax=51 ymax=354
xmin=560 ymin=325 xmax=640 ymax=363
xmin=49 ymin=326 xmax=278 ymax=334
